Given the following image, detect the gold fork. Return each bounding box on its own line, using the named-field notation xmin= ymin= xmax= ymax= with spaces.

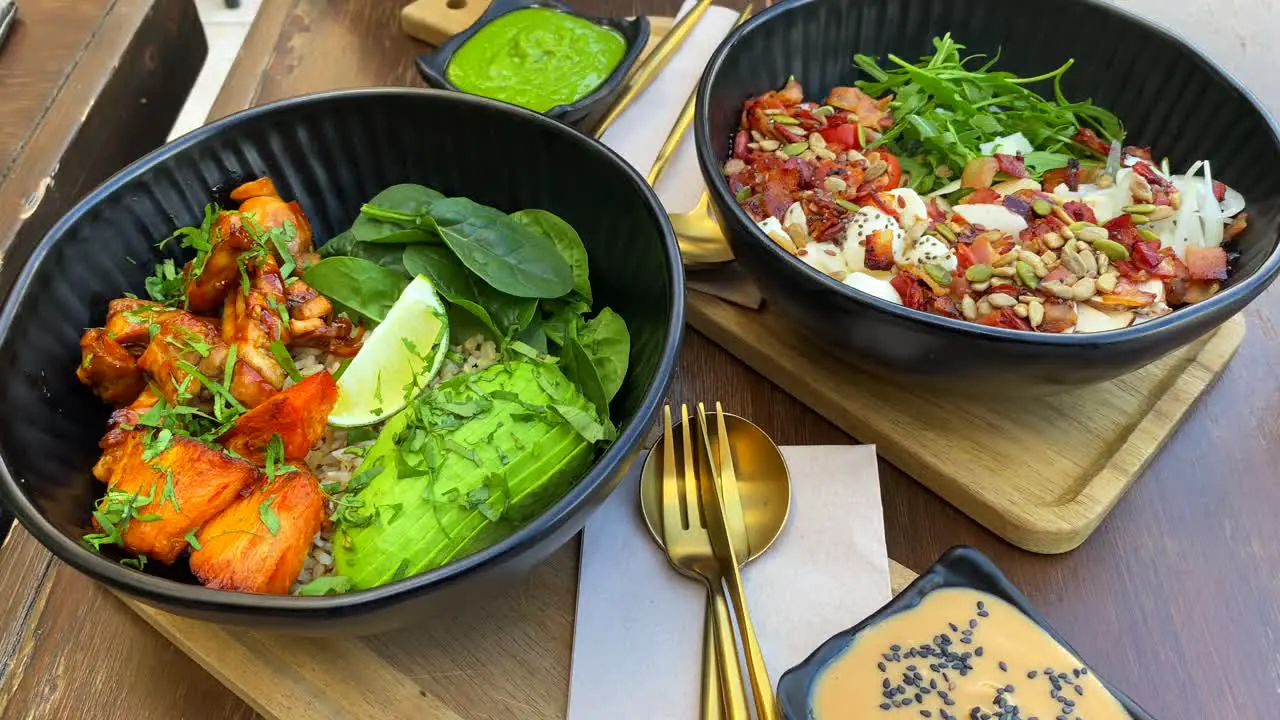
xmin=661 ymin=404 xmax=749 ymax=720
xmin=697 ymin=402 xmax=777 ymax=720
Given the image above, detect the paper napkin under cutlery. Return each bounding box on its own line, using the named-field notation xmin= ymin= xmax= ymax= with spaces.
xmin=568 ymin=445 xmax=892 ymax=720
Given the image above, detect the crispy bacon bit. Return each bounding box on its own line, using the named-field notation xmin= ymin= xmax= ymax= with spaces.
xmin=1074 ymin=128 xmax=1111 ymax=155
xmin=825 ymin=86 xmax=894 ymax=128
xmin=1039 ymin=301 xmax=1078 ymax=333
xmin=1104 ymin=214 xmax=1142 ymax=249
xmin=890 ymin=273 xmax=929 ymax=311
xmin=994 ymin=154 xmax=1028 ymax=178
xmin=1065 ymin=159 xmax=1081 ymax=192
xmin=977 ymin=308 xmax=1032 ymax=331
xmin=1225 ymin=213 xmax=1249 ymax=241
xmin=734 ymin=130 xmax=749 ymax=160
xmin=1063 ymin=201 xmax=1097 ymax=224
xmin=1131 ymin=161 xmax=1173 ymax=191
xmin=863 ymin=229 xmax=898 ymax=271
xmin=1123 ymin=146 xmax=1154 ymax=164
xmin=927 ymin=295 xmax=962 ymax=319
xmin=1181 ymin=281 xmax=1221 ymax=304
xmin=1185 ymin=246 xmax=1229 ymax=281
xmin=1212 ymin=181 xmax=1228 ymax=203
xmin=777 ymin=77 xmax=804 ymax=106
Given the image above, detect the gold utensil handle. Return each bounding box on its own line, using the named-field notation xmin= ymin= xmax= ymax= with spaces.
xmin=722 ymin=565 xmax=776 ymax=720
xmin=707 ymin=582 xmax=749 ymax=720
xmin=593 ymin=0 xmax=715 ymax=139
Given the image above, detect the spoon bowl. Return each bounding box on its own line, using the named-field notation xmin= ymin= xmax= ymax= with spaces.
xmin=639 ymin=411 xmax=790 ymax=563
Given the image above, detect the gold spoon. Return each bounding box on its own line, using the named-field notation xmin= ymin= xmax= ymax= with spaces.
xmin=644 ymin=5 xmax=753 ymax=267
xmin=641 ymin=412 xmax=791 ymax=718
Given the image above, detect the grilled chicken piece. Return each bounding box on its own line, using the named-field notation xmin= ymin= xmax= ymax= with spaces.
xmin=77 ymin=329 xmax=146 ymax=405
xmin=223 ymin=256 xmax=290 ymax=408
xmin=91 ymin=430 xmax=261 ymax=564
xmin=229 ymin=177 xmax=278 ymax=202
xmin=220 ymin=371 xmax=337 ymax=464
xmin=183 ymin=211 xmax=261 ymax=314
xmin=238 ymin=195 xmax=314 ymax=257
xmin=136 ymin=311 xmax=227 ymax=405
xmin=103 ymin=298 xmax=167 ymax=348
xmin=189 ymin=469 xmax=325 ymax=595
xmin=283 ymin=277 xmax=339 ymax=348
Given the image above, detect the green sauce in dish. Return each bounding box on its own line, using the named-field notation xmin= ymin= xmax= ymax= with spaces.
xmin=445 ymin=8 xmax=626 ymax=113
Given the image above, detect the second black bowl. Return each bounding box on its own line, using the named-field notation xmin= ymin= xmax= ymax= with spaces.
xmin=696 ymin=0 xmax=1280 ymax=393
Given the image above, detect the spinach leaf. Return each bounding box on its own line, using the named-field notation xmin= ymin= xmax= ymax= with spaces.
xmin=403 ymin=245 xmax=537 ymax=339
xmin=428 ymin=198 xmax=573 ymax=299
xmin=350 ymin=242 xmax=411 ymax=274
xmin=577 ymin=308 xmax=630 ymax=402
xmin=320 ymin=229 xmax=358 ymax=258
xmin=353 ymin=184 xmax=444 ymax=245
xmin=303 ymin=256 xmax=409 ymax=324
xmin=560 ymin=331 xmax=610 ymax=419
xmin=541 ymin=297 xmax=591 ymax=348
xmin=516 ymin=323 xmax=549 ymax=354
xmin=511 ymin=209 xmax=592 ymax=303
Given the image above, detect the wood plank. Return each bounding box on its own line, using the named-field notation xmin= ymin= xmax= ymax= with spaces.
xmin=119 ymin=544 xmax=914 ymax=720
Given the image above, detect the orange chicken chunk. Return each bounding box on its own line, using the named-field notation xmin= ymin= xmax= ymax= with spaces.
xmin=219 ymin=371 xmax=338 ymax=464
xmin=189 ymin=469 xmax=326 ymax=595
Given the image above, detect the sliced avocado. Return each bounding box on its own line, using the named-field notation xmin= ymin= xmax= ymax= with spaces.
xmin=332 ymin=360 xmax=603 ymax=590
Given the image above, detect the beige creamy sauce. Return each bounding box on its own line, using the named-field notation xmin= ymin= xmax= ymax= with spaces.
xmin=812 ymin=587 xmax=1130 ymax=719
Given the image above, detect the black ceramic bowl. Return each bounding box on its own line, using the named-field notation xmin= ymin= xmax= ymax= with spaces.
xmin=0 ymin=88 xmax=683 ymax=634
xmin=696 ymin=0 xmax=1280 ymax=393
xmin=417 ymin=0 xmax=649 ymax=131
xmin=778 ymin=546 xmax=1155 ymax=719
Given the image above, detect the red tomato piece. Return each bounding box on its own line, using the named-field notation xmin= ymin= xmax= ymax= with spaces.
xmin=977 ymin=308 xmax=1032 ymax=331
xmin=959 ymin=188 xmax=1002 ymax=205
xmin=819 ymin=123 xmax=859 ymax=152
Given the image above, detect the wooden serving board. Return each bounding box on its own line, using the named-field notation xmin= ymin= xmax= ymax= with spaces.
xmin=117 ymin=555 xmax=918 ymax=720
xmin=688 ymin=291 xmax=1246 ymax=553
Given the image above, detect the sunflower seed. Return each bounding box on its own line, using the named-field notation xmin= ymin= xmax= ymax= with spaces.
xmin=987 ymin=293 xmax=1017 ymax=308
xmin=1147 ymin=205 xmax=1175 ymax=221
xmin=1096 ymin=271 xmax=1119 ymax=294
xmin=1076 ymin=226 xmax=1109 ymax=243
xmin=1013 ymin=303 xmax=1030 ymax=318
xmin=1029 ymin=301 xmax=1045 ymax=328
xmin=1043 ymin=232 xmax=1065 ymax=249
xmin=758 ymin=139 xmax=781 ymax=152
xmin=961 ymin=295 xmax=978 ymax=320
xmin=824 ymin=176 xmax=848 ymax=193
xmin=1072 ymin=277 xmax=1097 ymax=301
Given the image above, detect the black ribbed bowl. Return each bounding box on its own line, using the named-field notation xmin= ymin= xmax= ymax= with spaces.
xmin=0 ymin=89 xmax=683 ymax=634
xmin=696 ymin=0 xmax=1280 ymax=393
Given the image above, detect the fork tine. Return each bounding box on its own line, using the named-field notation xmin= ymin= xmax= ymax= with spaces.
xmin=680 ymin=404 xmax=703 ymax=529
xmin=661 ymin=404 xmax=683 ymax=537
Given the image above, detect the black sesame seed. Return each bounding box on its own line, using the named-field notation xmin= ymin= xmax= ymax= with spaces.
xmin=999 ymin=661 xmax=1008 ymax=672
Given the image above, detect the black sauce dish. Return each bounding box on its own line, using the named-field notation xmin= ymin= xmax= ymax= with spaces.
xmin=0 ymin=88 xmax=684 ymax=634
xmin=416 ymin=0 xmax=649 ymax=131
xmin=777 ymin=546 xmax=1155 ymax=719
xmin=695 ymin=0 xmax=1280 ymax=394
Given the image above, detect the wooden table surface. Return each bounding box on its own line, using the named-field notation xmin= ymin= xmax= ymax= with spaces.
xmin=1 ymin=1 xmax=1278 ymax=719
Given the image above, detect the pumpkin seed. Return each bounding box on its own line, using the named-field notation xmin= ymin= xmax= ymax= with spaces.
xmin=987 ymin=293 xmax=1017 ymax=308
xmin=934 ymin=223 xmax=957 ymax=243
xmin=835 ymin=198 xmax=860 ymax=213
xmin=772 ymin=115 xmax=801 ymax=125
xmin=814 ymin=105 xmax=836 ymax=117
xmin=1128 ymin=213 xmax=1150 ymax=224
xmin=1139 ymin=229 xmax=1161 ymax=243
xmin=924 ymin=263 xmax=952 ymax=287
xmin=735 ymin=187 xmax=751 ymax=202
xmin=1068 ymin=221 xmax=1096 ymax=232
xmin=1032 ymin=199 xmax=1053 ymax=217
xmin=1076 ymin=226 xmax=1109 ymax=243
xmin=1029 ymin=301 xmax=1045 ymax=328
xmin=1016 ymin=261 xmax=1039 ymax=289
xmin=1123 ymin=204 xmax=1157 ymax=215
xmin=966 ymin=264 xmax=994 ymax=282
xmin=1093 ymin=238 xmax=1130 ymax=261
xmin=782 ymin=142 xmax=809 ymax=156
xmin=1096 ymin=272 xmax=1119 ymax=294
xmin=758 ymin=139 xmax=781 ymax=152
xmin=824 ymin=176 xmax=848 ymax=193
xmin=1071 ymin=277 xmax=1097 ymax=301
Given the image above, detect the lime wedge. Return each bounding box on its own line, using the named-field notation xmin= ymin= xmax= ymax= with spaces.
xmin=328 ymin=275 xmax=449 ymax=428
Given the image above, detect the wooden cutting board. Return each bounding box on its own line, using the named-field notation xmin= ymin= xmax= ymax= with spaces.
xmin=118 ymin=556 xmax=918 ymax=720
xmin=688 ymin=290 xmax=1245 ymax=553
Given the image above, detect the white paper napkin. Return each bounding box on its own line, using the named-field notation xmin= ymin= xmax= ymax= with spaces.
xmin=598 ymin=2 xmax=740 ymax=215
xmin=568 ymin=446 xmax=892 ymax=720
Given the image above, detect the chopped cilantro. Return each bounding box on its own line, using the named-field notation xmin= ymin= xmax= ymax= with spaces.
xmin=294 ymin=576 xmax=352 ymax=596
xmin=259 ymin=496 xmax=280 ymax=536
xmin=184 ymin=529 xmax=202 ymax=550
